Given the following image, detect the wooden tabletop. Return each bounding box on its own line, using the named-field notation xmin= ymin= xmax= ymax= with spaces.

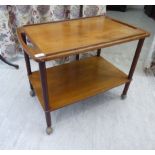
xmin=17 ymin=15 xmax=150 ymax=62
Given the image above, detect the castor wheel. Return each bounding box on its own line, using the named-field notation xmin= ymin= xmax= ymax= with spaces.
xmin=46 ymin=127 xmax=53 ymax=135
xmin=121 ymin=94 xmax=127 ymax=100
xmin=30 ymin=90 xmax=35 ymax=97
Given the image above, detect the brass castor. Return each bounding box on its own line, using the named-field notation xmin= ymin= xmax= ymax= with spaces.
xmin=46 ymin=127 xmax=53 ymax=135
xmin=30 ymin=90 xmax=35 ymax=97
xmin=121 ymin=94 xmax=127 ymax=100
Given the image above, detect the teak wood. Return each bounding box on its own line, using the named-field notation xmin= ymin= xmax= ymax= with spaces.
xmin=17 ymin=16 xmax=149 ymax=62
xmin=29 ymin=56 xmax=129 ymax=111
xmin=17 ymin=16 xmax=150 ymax=135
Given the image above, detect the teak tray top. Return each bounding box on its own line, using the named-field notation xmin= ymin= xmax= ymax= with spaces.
xmin=17 ymin=15 xmax=149 ymax=62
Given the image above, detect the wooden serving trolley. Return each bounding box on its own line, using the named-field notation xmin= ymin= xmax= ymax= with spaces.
xmin=17 ymin=16 xmax=149 ymax=135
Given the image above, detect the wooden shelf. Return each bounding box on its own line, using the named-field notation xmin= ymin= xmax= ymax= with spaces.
xmin=29 ymin=56 xmax=129 ymax=111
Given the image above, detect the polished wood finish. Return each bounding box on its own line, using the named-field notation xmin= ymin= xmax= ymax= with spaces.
xmin=17 ymin=15 xmax=150 ymax=134
xmin=29 ymin=56 xmax=129 ymax=111
xmin=21 ymin=33 xmax=34 ymax=91
xmin=76 ymin=54 xmax=80 ymax=60
xmin=17 ymin=16 xmax=149 ymax=62
xmin=39 ymin=62 xmax=51 ymax=127
xmin=97 ymin=49 xmax=101 ymax=57
xmin=75 ymin=5 xmax=83 ymax=60
xmin=122 ymin=39 xmax=145 ymax=97
xmin=21 ymin=33 xmax=32 ymax=75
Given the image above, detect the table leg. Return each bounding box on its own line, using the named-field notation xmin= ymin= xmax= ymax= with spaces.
xmin=76 ymin=54 xmax=80 ymax=60
xmin=121 ymin=38 xmax=145 ymax=99
xmin=39 ymin=62 xmax=52 ymax=135
xmin=76 ymin=48 xmax=101 ymax=60
xmin=21 ymin=33 xmax=35 ymax=97
xmin=74 ymin=5 xmax=83 ymax=61
xmin=97 ymin=49 xmax=101 ymax=57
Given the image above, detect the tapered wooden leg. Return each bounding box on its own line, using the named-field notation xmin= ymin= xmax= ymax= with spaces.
xmin=97 ymin=49 xmax=101 ymax=57
xmin=21 ymin=33 xmax=35 ymax=96
xmin=76 ymin=54 xmax=80 ymax=60
xmin=75 ymin=5 xmax=83 ymax=61
xmin=39 ymin=62 xmax=52 ymax=135
xmin=74 ymin=5 xmax=83 ymax=61
xmin=121 ymin=39 xmax=145 ymax=99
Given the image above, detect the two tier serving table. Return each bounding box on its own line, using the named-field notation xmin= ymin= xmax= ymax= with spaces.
xmin=17 ymin=16 xmax=149 ymax=135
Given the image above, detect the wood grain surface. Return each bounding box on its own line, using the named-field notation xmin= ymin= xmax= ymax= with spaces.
xmin=29 ymin=56 xmax=129 ymax=111
xmin=17 ymin=16 xmax=149 ymax=62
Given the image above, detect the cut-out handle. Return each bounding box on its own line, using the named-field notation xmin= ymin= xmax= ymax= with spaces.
xmin=17 ymin=28 xmax=42 ymax=61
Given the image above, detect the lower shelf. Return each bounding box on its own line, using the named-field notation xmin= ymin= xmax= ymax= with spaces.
xmin=29 ymin=56 xmax=129 ymax=111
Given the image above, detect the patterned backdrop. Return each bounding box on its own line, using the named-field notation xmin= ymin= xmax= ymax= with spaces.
xmin=0 ymin=5 xmax=106 ymax=64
